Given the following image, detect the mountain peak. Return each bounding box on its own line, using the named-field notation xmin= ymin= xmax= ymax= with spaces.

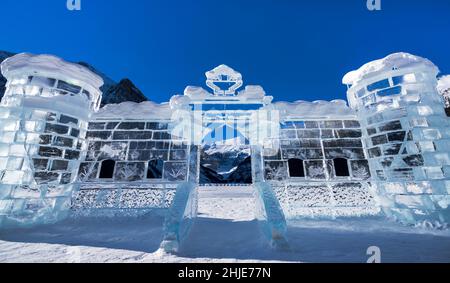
xmin=0 ymin=51 xmax=148 ymax=107
xmin=101 ymin=78 xmax=148 ymax=107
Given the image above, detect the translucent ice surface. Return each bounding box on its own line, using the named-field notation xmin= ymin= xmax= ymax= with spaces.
xmin=0 ymin=53 xmax=103 ymax=229
xmin=160 ymin=182 xmax=197 ymax=253
xmin=1 ymin=52 xmax=450 ymax=235
xmin=344 ymin=52 xmax=450 ymax=226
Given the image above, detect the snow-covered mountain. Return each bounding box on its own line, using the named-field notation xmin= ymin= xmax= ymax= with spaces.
xmin=438 ymin=75 xmax=450 ymax=116
xmin=76 ymin=62 xmax=147 ymax=106
xmin=200 ymin=140 xmax=252 ymax=184
xmin=100 ymin=78 xmax=147 ymax=107
xmin=203 ymin=138 xmax=251 ymax=156
xmin=0 ymin=51 xmax=148 ymax=106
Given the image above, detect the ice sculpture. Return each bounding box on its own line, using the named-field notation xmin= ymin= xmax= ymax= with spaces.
xmin=1 ymin=51 xmax=449 ymax=235
xmin=254 ymin=182 xmax=289 ymax=250
xmin=160 ymin=182 xmax=197 ymax=253
xmin=73 ymin=110 xmax=184 ymax=217
xmin=0 ymin=53 xmax=103 ymax=228
xmin=205 ymin=64 xmax=243 ymax=96
xmin=169 ymin=64 xmax=278 ymax=151
xmin=344 ymin=52 xmax=450 ymax=225
xmin=252 ymin=144 xmax=289 ymax=250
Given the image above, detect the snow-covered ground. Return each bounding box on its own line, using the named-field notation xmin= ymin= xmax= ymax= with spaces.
xmin=1 ymin=186 xmax=450 ymax=263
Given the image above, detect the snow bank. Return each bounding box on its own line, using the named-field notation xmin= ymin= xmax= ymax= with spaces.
xmin=343 ymin=52 xmax=439 ymax=85
xmin=273 ymin=99 xmax=356 ymax=119
xmin=1 ymin=53 xmax=104 ymax=90
xmin=94 ymin=101 xmax=172 ymax=120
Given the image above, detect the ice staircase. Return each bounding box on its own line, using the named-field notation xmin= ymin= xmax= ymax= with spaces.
xmin=177 ymin=185 xmax=266 ymax=257
xmin=162 ymin=184 xmax=289 ymax=257
xmin=160 ymin=183 xmax=289 ymax=253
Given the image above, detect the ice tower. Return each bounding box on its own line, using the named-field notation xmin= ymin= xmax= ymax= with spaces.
xmin=0 ymin=53 xmax=103 ymax=227
xmin=343 ymin=53 xmax=450 ymax=225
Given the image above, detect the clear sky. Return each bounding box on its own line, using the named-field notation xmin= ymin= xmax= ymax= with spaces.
xmin=1 ymin=0 xmax=450 ymax=103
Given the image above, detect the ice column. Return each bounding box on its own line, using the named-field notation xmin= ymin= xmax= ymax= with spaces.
xmin=160 ymin=135 xmax=199 ymax=253
xmin=344 ymin=53 xmax=450 ymax=225
xmin=0 ymin=53 xmax=103 ymax=228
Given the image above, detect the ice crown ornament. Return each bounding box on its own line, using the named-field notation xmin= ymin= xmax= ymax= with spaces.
xmin=205 ymin=65 xmax=243 ymax=96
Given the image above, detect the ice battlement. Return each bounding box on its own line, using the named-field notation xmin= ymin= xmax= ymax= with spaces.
xmin=94 ymin=101 xmax=172 ymax=120
xmin=272 ymin=100 xmax=356 ymax=119
xmin=343 ymin=52 xmax=439 ymax=87
xmin=343 ymin=53 xmax=443 ymax=111
xmin=1 ymin=53 xmax=103 ymax=113
xmin=1 ymin=53 xmax=103 ymax=91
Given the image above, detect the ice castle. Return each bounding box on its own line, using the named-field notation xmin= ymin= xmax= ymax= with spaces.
xmin=0 ymin=52 xmax=449 ymax=250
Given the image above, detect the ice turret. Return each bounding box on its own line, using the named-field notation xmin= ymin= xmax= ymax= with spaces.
xmin=344 ymin=52 xmax=450 ymax=226
xmin=0 ymin=53 xmax=103 ymax=228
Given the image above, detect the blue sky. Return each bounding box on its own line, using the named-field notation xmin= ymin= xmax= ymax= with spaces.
xmin=1 ymin=0 xmax=450 ymax=103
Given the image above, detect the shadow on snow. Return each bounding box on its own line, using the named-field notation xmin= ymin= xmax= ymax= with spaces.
xmin=1 ymin=216 xmax=450 ymax=262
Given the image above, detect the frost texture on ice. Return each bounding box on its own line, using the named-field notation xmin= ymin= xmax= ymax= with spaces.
xmin=72 ymin=186 xmax=176 ymax=216
xmin=273 ymin=183 xmax=380 ymax=219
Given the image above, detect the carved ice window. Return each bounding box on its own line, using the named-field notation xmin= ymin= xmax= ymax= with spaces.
xmin=99 ymin=159 xmax=115 ymax=179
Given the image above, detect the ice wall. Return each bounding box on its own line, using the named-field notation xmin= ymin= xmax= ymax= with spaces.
xmin=0 ymin=54 xmax=103 ymax=228
xmin=344 ymin=52 xmax=450 ymax=226
xmin=78 ymin=119 xmax=188 ymax=184
xmin=70 ymin=116 xmax=190 ymax=218
xmin=263 ymin=103 xmax=380 ymax=218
